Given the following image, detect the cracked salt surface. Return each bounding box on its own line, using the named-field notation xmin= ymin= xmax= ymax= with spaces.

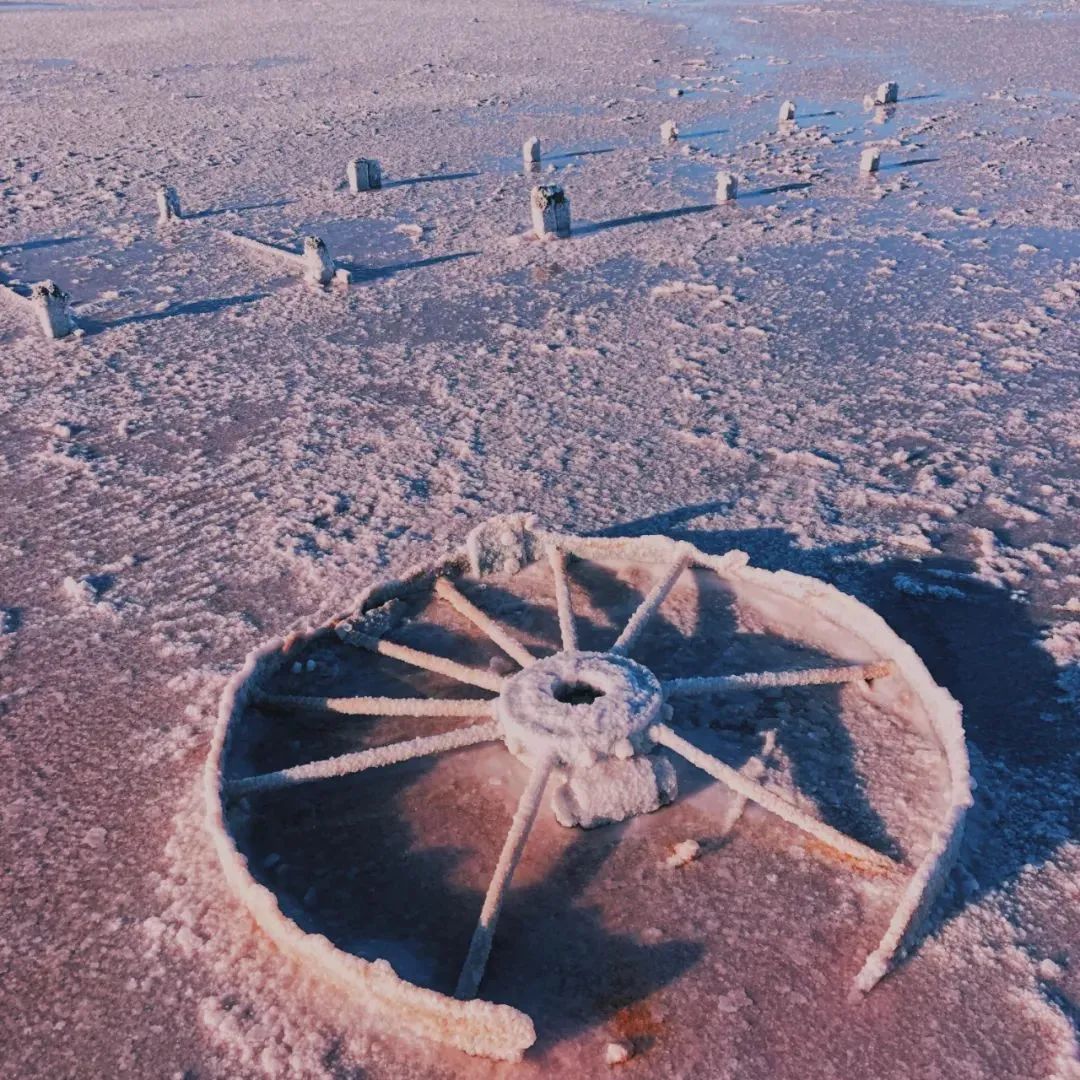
xmin=2 ymin=0 xmax=1078 ymax=1074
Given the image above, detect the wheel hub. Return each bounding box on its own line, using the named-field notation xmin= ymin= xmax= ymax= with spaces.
xmin=496 ymin=650 xmax=662 ymax=767
xmin=496 ymin=651 xmax=675 ymax=828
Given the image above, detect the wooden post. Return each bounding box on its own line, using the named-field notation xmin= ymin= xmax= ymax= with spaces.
xmin=156 ymin=185 xmax=181 ymax=223
xmin=347 ymin=158 xmax=382 ymax=192
xmin=530 ymin=185 xmax=571 ymax=239
xmin=716 ymin=171 xmax=738 ymax=202
xmin=522 ymin=137 xmax=541 ymax=168
xmin=875 ymin=81 xmax=899 ymax=105
xmin=31 ymin=281 xmax=78 ymax=339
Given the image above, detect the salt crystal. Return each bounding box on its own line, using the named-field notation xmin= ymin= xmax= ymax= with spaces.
xmin=860 ymin=148 xmax=882 ymax=174
xmin=522 ymin=136 xmax=541 ymax=167
xmin=666 ymin=838 xmax=701 ymax=867
xmin=605 ymin=1040 xmax=633 ymax=1066
xmin=660 ymin=119 xmax=679 ymax=143
xmin=778 ymin=100 xmax=796 ymax=123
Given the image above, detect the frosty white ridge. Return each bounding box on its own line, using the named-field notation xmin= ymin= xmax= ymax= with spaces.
xmin=208 ymin=516 xmax=972 ymax=1061
xmin=347 ymin=157 xmax=382 ymax=192
xmin=530 ymin=184 xmax=571 ymax=239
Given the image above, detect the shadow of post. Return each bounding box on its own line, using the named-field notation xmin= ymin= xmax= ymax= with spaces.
xmin=344 ymin=250 xmax=479 ymax=283
xmin=739 ymin=181 xmax=813 ymax=199
xmin=0 ymin=234 xmax=83 ymax=256
xmin=186 ymin=198 xmax=293 ymax=221
xmin=577 ymin=204 xmax=715 ymax=236
xmin=383 ymin=171 xmax=479 ymax=189
xmin=86 ymin=292 xmax=267 ymax=333
xmin=545 ymin=147 xmax=617 ymax=161
xmin=878 ymin=158 xmax=939 ymax=172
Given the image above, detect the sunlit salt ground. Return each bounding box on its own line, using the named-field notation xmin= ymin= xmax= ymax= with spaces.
xmin=1 ymin=0 xmax=1078 ymax=1075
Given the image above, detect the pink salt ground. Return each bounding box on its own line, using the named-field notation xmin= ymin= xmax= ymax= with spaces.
xmin=1 ymin=0 xmax=1078 ymax=1075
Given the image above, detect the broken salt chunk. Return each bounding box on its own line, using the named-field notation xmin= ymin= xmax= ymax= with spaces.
xmin=605 ymin=1040 xmax=633 ymax=1065
xmin=666 ymin=838 xmax=701 ymax=867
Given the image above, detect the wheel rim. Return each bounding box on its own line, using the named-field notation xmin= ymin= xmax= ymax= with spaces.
xmin=205 ymin=515 xmax=971 ymax=1061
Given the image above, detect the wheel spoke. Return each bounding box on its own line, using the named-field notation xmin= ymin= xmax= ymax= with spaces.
xmin=435 ymin=577 xmax=536 ymax=668
xmin=352 ymin=633 xmax=506 ymax=693
xmin=252 ymin=689 xmax=496 ymax=717
xmin=548 ymin=545 xmax=578 ymax=653
xmin=610 ymin=545 xmax=691 ymax=656
xmin=649 ymin=722 xmax=897 ymax=872
xmin=454 ymin=753 xmax=555 ymax=1000
xmin=228 ymin=721 xmax=502 ymax=797
xmin=663 ymin=661 xmax=895 ymax=698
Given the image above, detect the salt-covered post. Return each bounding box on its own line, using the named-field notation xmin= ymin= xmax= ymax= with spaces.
xmin=860 ymin=148 xmax=882 ymax=174
xmin=156 ymin=185 xmax=181 ymax=223
xmin=302 ymin=236 xmax=337 ymax=286
xmin=660 ymin=120 xmax=679 ymax=143
xmin=778 ymin=100 xmax=796 ymax=123
xmin=874 ymin=81 xmax=899 ymax=105
xmin=224 ymin=231 xmax=348 ymax=287
xmin=522 ymin=137 xmax=541 ymax=168
xmin=347 ymin=158 xmax=382 ymax=192
xmin=530 ymin=185 xmax=571 ymax=239
xmin=716 ymin=171 xmax=738 ymax=203
xmin=31 ymin=281 xmax=78 ymax=339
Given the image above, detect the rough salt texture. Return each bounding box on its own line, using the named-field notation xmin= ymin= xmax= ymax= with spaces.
xmin=551 ymin=752 xmax=678 ymax=828
xmin=2 ymin=0 xmax=1078 ymax=1076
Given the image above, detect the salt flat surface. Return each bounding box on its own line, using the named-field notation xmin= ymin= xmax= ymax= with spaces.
xmin=1 ymin=0 xmax=1078 ymax=1075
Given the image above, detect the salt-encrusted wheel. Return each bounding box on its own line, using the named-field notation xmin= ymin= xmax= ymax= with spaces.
xmin=205 ymin=515 xmax=972 ymax=1062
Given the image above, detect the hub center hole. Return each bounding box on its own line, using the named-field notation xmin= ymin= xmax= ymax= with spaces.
xmin=553 ymin=680 xmax=605 ymax=706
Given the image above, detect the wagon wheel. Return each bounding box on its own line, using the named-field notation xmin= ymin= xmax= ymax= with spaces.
xmin=213 ymin=521 xmax=970 ymax=1062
